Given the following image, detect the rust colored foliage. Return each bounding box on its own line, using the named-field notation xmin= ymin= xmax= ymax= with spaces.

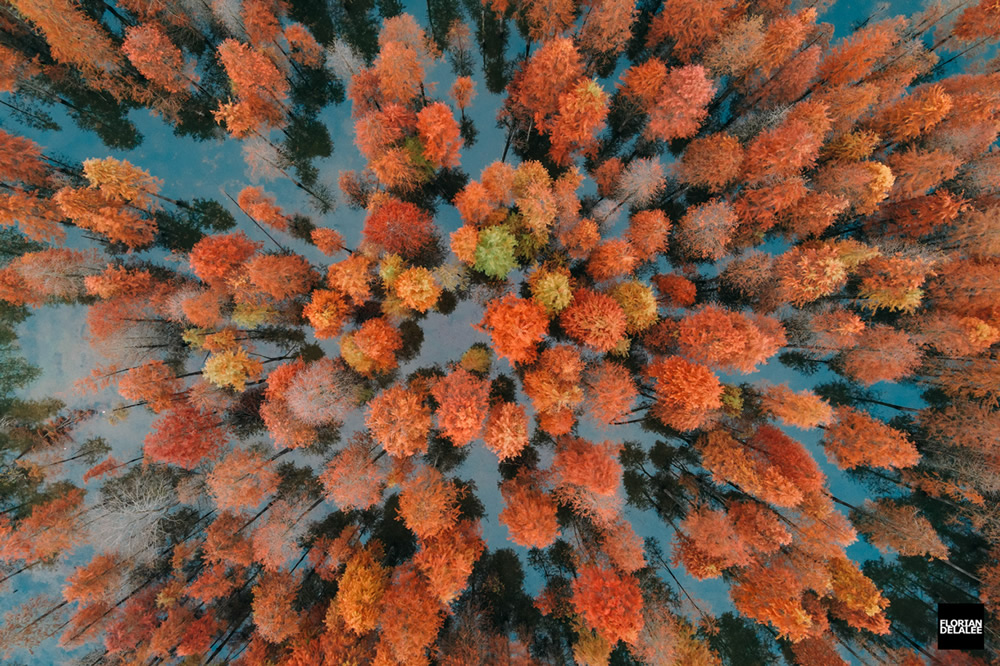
xmin=189 ymin=232 xmax=261 ymax=289
xmin=560 ymin=288 xmax=628 ymax=352
xmin=697 ymin=429 xmax=814 ymax=508
xmin=327 ymin=254 xmax=373 ymax=305
xmin=499 ymin=472 xmax=560 ymax=548
xmin=675 ymin=199 xmax=737 ymax=261
xmin=378 ymin=564 xmax=446 ymax=663
xmin=252 ymin=570 xmax=301 ymax=644
xmin=246 ymin=254 xmax=314 ymax=301
xmin=415 ymin=519 xmax=486 ymax=604
xmin=584 ymin=361 xmax=637 ymax=426
xmin=571 ymin=565 xmax=644 ymax=645
xmin=320 ymin=434 xmax=387 ymax=510
xmin=237 ymin=186 xmax=289 ymax=232
xmin=823 ymin=407 xmax=920 ymax=471
xmin=853 ymin=499 xmax=948 ymax=559
xmin=553 ymin=437 xmax=622 ymax=496
xmin=362 ymin=197 xmax=435 ymax=257
xmin=394 ymin=266 xmax=441 ymax=312
xmin=842 ymin=324 xmax=922 ymax=386
xmin=366 ymin=384 xmax=432 ymax=457
xmin=0 ymin=130 xmax=47 ymax=187
xmin=122 ymin=25 xmax=195 ymax=94
xmin=117 ymin=360 xmax=180 ymax=413
xmin=215 ymin=39 xmax=289 ymax=136
xmin=417 ymin=102 xmax=463 ymax=168
xmin=483 ymin=402 xmax=530 ymax=460
xmin=398 ymin=465 xmax=462 ymax=541
xmin=522 ymin=344 xmax=584 ymax=428
xmin=144 ymin=404 xmax=226 ymax=469
xmin=476 ymin=293 xmax=550 ymax=365
xmin=207 ymin=448 xmax=278 ymax=511
xmin=431 ymin=368 xmax=490 ymax=445
xmin=677 ymin=305 xmax=786 ymax=374
xmin=341 ymin=316 xmax=403 ymax=376
xmin=303 ymin=289 xmax=351 ymax=339
xmin=335 ymin=543 xmax=389 ymax=634
xmin=9 ymin=0 xmax=120 ymax=76
xmin=676 ymin=133 xmax=744 ymax=192
xmin=508 ymin=37 xmax=584 ymax=129
xmin=646 ymin=356 xmax=723 ymax=431
xmin=675 ymin=506 xmax=752 ymax=579
xmin=761 ymin=384 xmax=835 ymax=429
xmin=731 ymin=560 xmax=813 ymax=642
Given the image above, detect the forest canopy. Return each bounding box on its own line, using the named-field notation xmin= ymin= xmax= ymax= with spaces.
xmin=0 ymin=0 xmax=999 ymax=663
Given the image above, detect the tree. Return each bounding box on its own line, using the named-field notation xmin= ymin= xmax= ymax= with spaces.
xmin=553 ymin=437 xmax=622 ymax=496
xmin=645 ymin=0 xmax=730 ymax=62
xmin=122 ymin=26 xmax=195 ymax=94
xmin=394 ymin=266 xmax=442 ymax=312
xmin=646 ymin=356 xmax=723 ymax=431
xmin=677 ymin=305 xmax=786 ymax=374
xmin=245 ymin=254 xmax=315 ymax=301
xmin=144 ymin=404 xmax=226 ymax=469
xmin=431 ymin=369 xmax=490 ymax=446
xmin=851 ymin=499 xmax=948 ymax=560
xmin=475 ymin=293 xmax=550 ymax=365
xmin=841 ymin=325 xmax=921 ymax=386
xmin=116 ymin=360 xmax=181 ymax=413
xmin=341 ymin=316 xmax=403 ymax=376
xmin=822 ymin=406 xmax=920 ymax=470
xmin=0 ymin=130 xmax=48 ymax=187
xmin=9 ymin=0 xmax=120 ymax=76
xmin=414 ymin=519 xmax=485 ymax=604
xmin=760 ymin=384 xmax=834 ymax=429
xmin=571 ymin=564 xmax=644 ymax=646
xmin=284 ymin=357 xmax=357 ymax=425
xmin=362 ymin=198 xmax=435 ymax=257
xmin=366 ymin=385 xmax=432 ymax=457
xmin=237 ymin=186 xmax=290 ymax=232
xmin=483 ymin=402 xmax=529 ymax=461
xmin=378 ymin=564 xmax=446 ymax=663
xmin=675 ymin=199 xmax=737 ymax=261
xmin=189 ymin=232 xmax=261 ymax=289
xmin=252 ymin=569 xmax=301 ymax=644
xmin=335 ymin=542 xmax=389 ymax=633
xmin=560 ymin=288 xmax=628 ymax=352
xmin=398 ymin=465 xmax=461 ymax=541
xmin=417 ymin=102 xmax=463 ymax=169
xmin=320 ymin=433 xmax=388 ymax=510
xmin=215 ymin=39 xmax=290 ymax=136
xmin=583 ymin=361 xmax=637 ymax=426
xmin=303 ymin=289 xmax=351 ymax=339
xmin=206 ymin=447 xmax=278 ymax=511
xmin=54 ymin=188 xmax=157 ymax=248
xmin=646 ymin=65 xmax=716 ymax=142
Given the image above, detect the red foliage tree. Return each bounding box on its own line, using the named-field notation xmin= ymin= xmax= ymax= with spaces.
xmin=571 ymin=565 xmax=644 ymax=645
xmin=431 ymin=368 xmax=490 ymax=446
xmin=144 ymin=404 xmax=226 ymax=469
xmin=560 ymin=288 xmax=628 ymax=352
xmin=417 ymin=102 xmax=463 ymax=169
xmin=362 ymin=197 xmax=435 ymax=257
xmin=646 ymin=356 xmax=723 ymax=431
xmin=366 ymin=384 xmax=432 ymax=457
xmin=476 ymin=293 xmax=550 ymax=365
xmin=823 ymin=406 xmax=920 ymax=470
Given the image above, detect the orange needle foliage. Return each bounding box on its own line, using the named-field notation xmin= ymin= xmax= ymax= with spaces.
xmin=366 ymin=385 xmax=432 ymax=457
xmin=823 ymin=407 xmax=920 ymax=470
xmin=476 ymin=293 xmax=550 ymax=365
xmin=571 ymin=565 xmax=644 ymax=645
xmin=431 ymin=368 xmax=490 ymax=446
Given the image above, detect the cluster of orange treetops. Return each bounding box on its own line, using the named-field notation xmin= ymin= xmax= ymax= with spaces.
xmin=1 ymin=0 xmax=1000 ymax=664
